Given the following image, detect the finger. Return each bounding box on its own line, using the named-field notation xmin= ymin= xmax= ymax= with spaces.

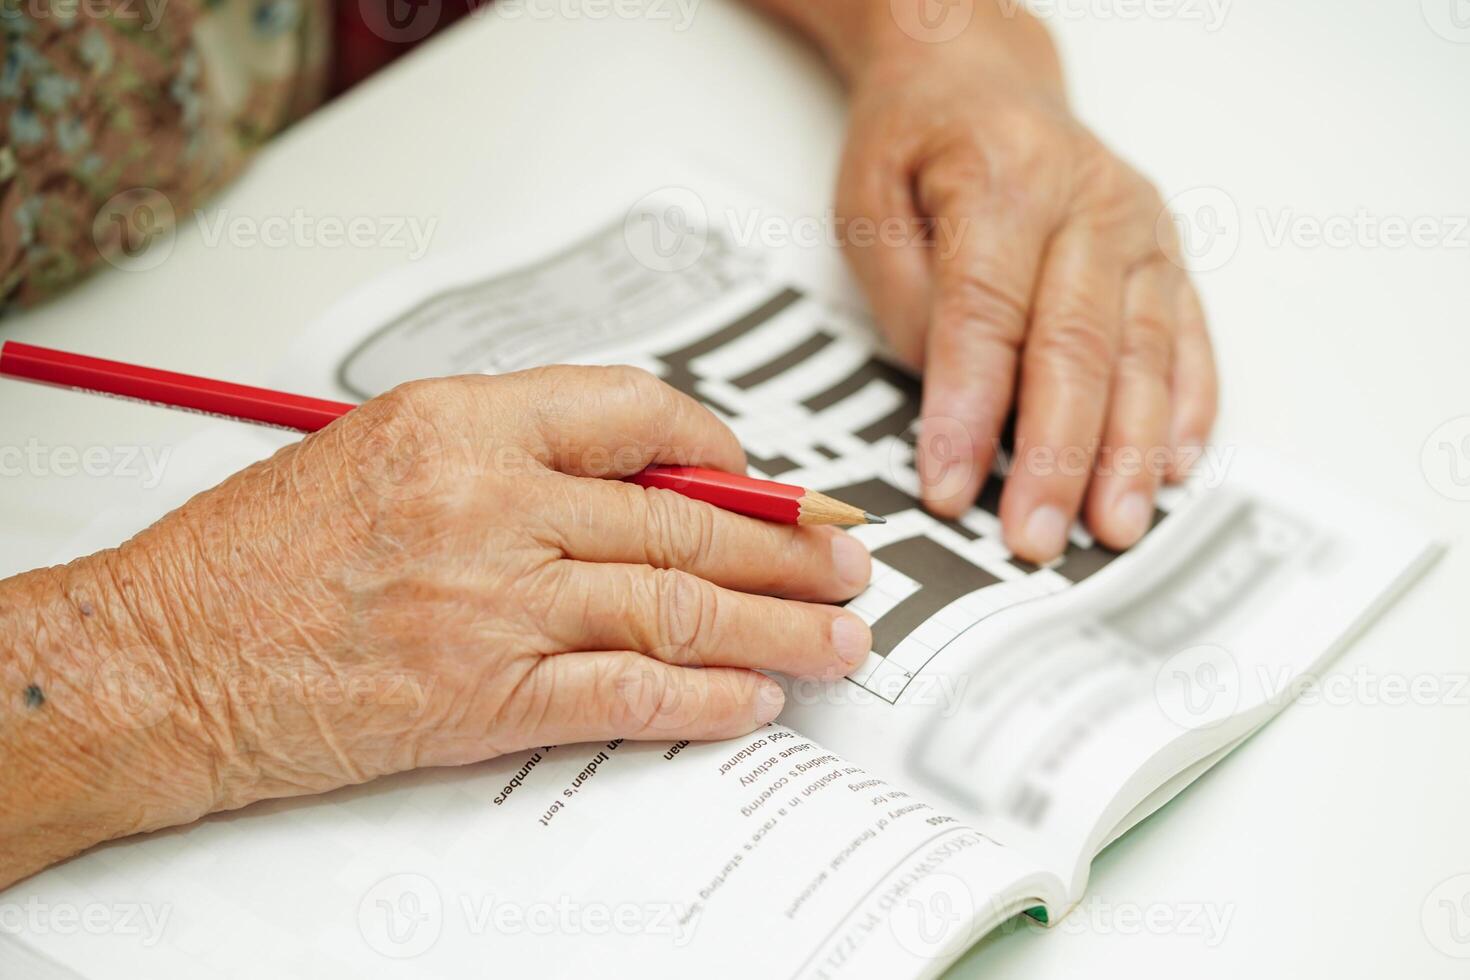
xmin=540 ymin=475 xmax=872 ymax=602
xmin=914 ymin=161 xmax=1056 ymax=518
xmin=553 ymin=562 xmax=872 ymax=681
xmin=1085 ymin=259 xmax=1177 ymax=549
xmin=836 ymin=132 xmax=934 ymax=366
xmin=1166 ymin=280 xmax=1219 ymax=482
xmin=1001 ymin=222 xmax=1126 ymax=562
xmin=498 ymin=364 xmax=747 ymax=477
xmin=513 ymin=652 xmax=786 ymax=743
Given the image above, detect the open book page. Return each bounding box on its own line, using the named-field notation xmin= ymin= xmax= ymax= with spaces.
xmin=6 ymin=670 xmax=1051 ymax=980
xmin=789 ymin=464 xmax=1436 ymax=899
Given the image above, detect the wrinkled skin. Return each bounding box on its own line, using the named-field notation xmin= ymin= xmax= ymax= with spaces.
xmin=0 ymin=369 xmax=873 ymax=887
xmin=754 ymin=0 xmax=1219 ymax=560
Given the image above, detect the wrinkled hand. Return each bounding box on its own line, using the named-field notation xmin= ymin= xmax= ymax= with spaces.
xmin=124 ymin=368 xmax=873 ymax=810
xmin=834 ymin=12 xmax=1218 ymax=561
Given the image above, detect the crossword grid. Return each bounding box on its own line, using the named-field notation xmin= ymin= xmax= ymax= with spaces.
xmin=648 ymin=287 xmax=1163 ymax=704
xmin=341 ymin=243 xmax=1169 ymax=706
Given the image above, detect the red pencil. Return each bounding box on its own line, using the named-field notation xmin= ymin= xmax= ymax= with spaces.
xmin=0 ymin=341 xmax=884 ymax=528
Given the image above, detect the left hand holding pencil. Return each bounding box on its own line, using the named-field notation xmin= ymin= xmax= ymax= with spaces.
xmin=0 ymin=366 xmax=872 ymax=888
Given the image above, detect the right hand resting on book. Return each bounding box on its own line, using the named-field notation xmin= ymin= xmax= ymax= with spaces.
xmin=0 ymin=366 xmax=873 ymax=888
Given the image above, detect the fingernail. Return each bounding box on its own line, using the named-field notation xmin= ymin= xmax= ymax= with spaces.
xmin=754 ymin=679 xmax=785 ymax=725
xmin=1021 ymin=505 xmax=1070 ymax=560
xmin=1113 ymin=491 xmax=1153 ymax=544
xmin=831 ymin=614 xmax=872 ymax=670
xmin=831 ymin=533 xmax=872 ymax=591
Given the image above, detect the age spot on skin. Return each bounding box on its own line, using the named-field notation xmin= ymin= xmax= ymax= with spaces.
xmin=24 ymin=684 xmax=44 ymax=709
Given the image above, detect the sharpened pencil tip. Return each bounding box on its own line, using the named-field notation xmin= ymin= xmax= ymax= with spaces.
xmin=863 ymin=512 xmax=886 ymax=525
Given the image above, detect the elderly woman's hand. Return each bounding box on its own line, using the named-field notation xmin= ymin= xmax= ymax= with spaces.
xmin=749 ymin=0 xmax=1219 ymax=562
xmin=839 ymin=8 xmax=1219 ymax=562
xmin=0 ymin=367 xmax=873 ymax=887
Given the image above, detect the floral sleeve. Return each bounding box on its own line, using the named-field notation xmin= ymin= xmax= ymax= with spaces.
xmin=0 ymin=0 xmax=330 ymax=312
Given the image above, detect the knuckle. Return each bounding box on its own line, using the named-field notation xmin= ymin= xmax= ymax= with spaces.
xmin=835 ymin=159 xmax=884 ymax=219
xmin=525 ymin=363 xmax=650 ymax=406
xmin=340 ymin=381 xmax=455 ymax=511
xmin=991 ymin=121 xmax=1068 ymax=198
xmin=917 ymin=145 xmax=995 ymax=212
xmin=644 ymin=489 xmax=714 ymax=571
xmin=652 ymin=568 xmax=715 ymax=659
xmin=611 ymin=661 xmax=699 ymax=738
xmin=378 ymin=377 xmax=460 ymax=417
xmin=521 ymin=364 xmax=598 ymax=408
xmin=935 ymin=271 xmax=1030 ymax=343
xmin=1076 ymin=149 xmax=1138 ymax=213
xmin=498 ymin=663 xmax=558 ymax=739
xmin=1120 ymin=314 xmax=1176 ymax=379
xmin=525 ymin=559 xmax=580 ymax=634
xmin=367 ymin=382 xmax=418 ymax=419
xmin=1137 ymin=181 xmax=1168 ymax=220
xmin=768 ymin=532 xmax=815 ymax=591
xmin=1029 ymin=316 xmax=1117 ymax=389
xmin=644 ymin=673 xmax=695 ymax=733
xmin=603 ymin=363 xmax=663 ymax=396
xmin=914 ymin=113 xmax=1068 ymax=217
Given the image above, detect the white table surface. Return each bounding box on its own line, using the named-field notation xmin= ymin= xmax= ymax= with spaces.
xmin=1 ymin=2 xmax=1466 ymax=976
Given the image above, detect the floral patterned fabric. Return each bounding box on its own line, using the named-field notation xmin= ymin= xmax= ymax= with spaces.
xmin=0 ymin=0 xmax=330 ymax=312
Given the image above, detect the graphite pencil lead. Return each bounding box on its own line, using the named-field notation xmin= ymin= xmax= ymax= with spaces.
xmin=863 ymin=512 xmax=887 ymax=525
